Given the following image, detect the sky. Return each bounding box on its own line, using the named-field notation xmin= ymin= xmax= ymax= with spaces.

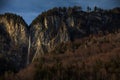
xmin=0 ymin=0 xmax=120 ymax=24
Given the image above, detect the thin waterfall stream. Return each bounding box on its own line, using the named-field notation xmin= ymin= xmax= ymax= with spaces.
xmin=27 ymin=35 xmax=31 ymax=65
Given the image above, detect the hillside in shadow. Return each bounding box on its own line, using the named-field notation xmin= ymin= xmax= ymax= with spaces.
xmin=0 ymin=6 xmax=120 ymax=80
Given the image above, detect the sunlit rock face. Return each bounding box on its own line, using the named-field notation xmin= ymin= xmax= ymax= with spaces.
xmin=30 ymin=12 xmax=85 ymax=61
xmin=0 ymin=13 xmax=29 ymax=73
xmin=0 ymin=13 xmax=29 ymax=45
xmin=30 ymin=7 xmax=120 ymax=61
xmin=30 ymin=8 xmax=86 ymax=60
xmin=0 ymin=7 xmax=120 ymax=71
xmin=30 ymin=16 xmax=71 ymax=61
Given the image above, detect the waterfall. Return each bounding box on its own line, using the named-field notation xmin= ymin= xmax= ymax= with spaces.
xmin=27 ymin=35 xmax=31 ymax=65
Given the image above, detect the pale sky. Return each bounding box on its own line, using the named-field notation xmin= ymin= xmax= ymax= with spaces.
xmin=0 ymin=0 xmax=120 ymax=24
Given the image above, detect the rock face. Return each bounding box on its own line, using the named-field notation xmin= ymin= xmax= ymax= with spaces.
xmin=30 ymin=16 xmax=71 ymax=61
xmin=0 ymin=7 xmax=120 ymax=73
xmin=0 ymin=13 xmax=29 ymax=74
xmin=0 ymin=13 xmax=29 ymax=45
xmin=30 ymin=7 xmax=120 ymax=61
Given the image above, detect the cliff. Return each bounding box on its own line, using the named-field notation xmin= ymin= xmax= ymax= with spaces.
xmin=0 ymin=13 xmax=29 ymax=74
xmin=0 ymin=7 xmax=120 ymax=74
xmin=30 ymin=7 xmax=120 ymax=61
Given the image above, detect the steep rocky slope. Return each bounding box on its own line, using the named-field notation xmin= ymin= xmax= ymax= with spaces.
xmin=5 ymin=31 xmax=120 ymax=80
xmin=0 ymin=13 xmax=29 ymax=74
xmin=0 ymin=7 xmax=120 ymax=75
xmin=30 ymin=7 xmax=120 ymax=61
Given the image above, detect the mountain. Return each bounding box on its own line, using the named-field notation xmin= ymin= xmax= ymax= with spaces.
xmin=10 ymin=7 xmax=120 ymax=80
xmin=0 ymin=13 xmax=29 ymax=74
xmin=30 ymin=7 xmax=120 ymax=61
xmin=0 ymin=7 xmax=120 ymax=76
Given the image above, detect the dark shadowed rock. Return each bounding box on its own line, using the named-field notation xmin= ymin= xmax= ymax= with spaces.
xmin=0 ymin=13 xmax=29 ymax=74
xmin=0 ymin=7 xmax=120 ymax=74
xmin=30 ymin=7 xmax=120 ymax=61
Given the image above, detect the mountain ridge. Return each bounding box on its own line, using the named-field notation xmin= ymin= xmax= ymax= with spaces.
xmin=30 ymin=6 xmax=120 ymax=61
xmin=0 ymin=6 xmax=120 ymax=74
xmin=0 ymin=13 xmax=29 ymax=74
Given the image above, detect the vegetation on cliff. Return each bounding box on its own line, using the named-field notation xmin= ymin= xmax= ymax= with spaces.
xmin=0 ymin=6 xmax=120 ymax=80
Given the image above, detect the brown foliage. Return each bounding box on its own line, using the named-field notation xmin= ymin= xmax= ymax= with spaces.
xmin=2 ymin=32 xmax=120 ymax=80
